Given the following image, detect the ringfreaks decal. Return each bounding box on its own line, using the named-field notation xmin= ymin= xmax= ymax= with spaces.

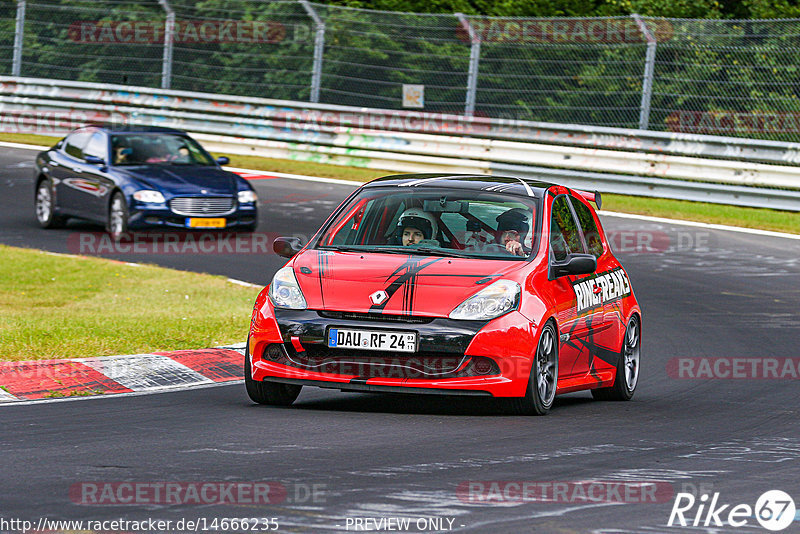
xmin=572 ymin=268 xmax=631 ymax=315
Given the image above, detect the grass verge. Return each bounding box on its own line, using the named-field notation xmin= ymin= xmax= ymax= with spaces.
xmin=0 ymin=244 xmax=258 ymax=361
xmin=2 ymin=132 xmax=798 ymax=234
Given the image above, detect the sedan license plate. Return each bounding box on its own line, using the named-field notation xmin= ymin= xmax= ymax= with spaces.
xmin=186 ymin=218 xmax=226 ymax=228
xmin=328 ymin=328 xmax=417 ymax=353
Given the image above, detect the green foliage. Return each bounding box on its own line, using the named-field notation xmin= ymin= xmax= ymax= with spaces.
xmin=4 ymin=0 xmax=800 ymax=139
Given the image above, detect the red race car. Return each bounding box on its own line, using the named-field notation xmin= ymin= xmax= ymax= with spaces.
xmin=246 ymin=174 xmax=641 ymax=415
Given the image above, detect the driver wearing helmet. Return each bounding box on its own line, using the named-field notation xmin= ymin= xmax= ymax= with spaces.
xmin=496 ymin=208 xmax=530 ymax=256
xmin=397 ymin=208 xmax=438 ymax=246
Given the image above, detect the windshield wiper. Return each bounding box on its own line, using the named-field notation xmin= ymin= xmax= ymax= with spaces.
xmin=321 ymin=245 xmax=471 ymax=258
xmin=321 ymin=245 xmax=376 ymax=253
xmin=408 ymin=247 xmax=471 ymax=258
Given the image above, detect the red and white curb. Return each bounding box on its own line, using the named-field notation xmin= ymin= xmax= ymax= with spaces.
xmin=0 ymin=343 xmax=246 ymax=403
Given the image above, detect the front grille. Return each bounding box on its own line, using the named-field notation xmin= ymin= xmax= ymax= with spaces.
xmin=170 ymin=196 xmax=235 ymax=217
xmin=265 ymin=343 xmax=499 ymax=379
xmin=318 ymin=311 xmax=433 ymax=324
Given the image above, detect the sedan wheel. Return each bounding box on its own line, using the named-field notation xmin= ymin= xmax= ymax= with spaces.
xmin=107 ymin=193 xmax=129 ymax=239
xmin=507 ymin=321 xmax=558 ymax=415
xmin=592 ymin=314 xmax=640 ymax=401
xmin=35 ymin=179 xmax=64 ymax=228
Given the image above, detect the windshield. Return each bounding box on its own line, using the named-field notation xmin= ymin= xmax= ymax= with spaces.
xmin=314 ymin=186 xmax=540 ymax=260
xmin=110 ymin=133 xmax=215 ymax=166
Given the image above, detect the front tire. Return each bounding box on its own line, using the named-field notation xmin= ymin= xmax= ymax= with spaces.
xmin=35 ymin=178 xmax=66 ymax=228
xmin=592 ymin=314 xmax=640 ymax=401
xmin=244 ymin=347 xmax=301 ymax=406
xmin=107 ymin=192 xmax=129 ymax=240
xmin=507 ymin=321 xmax=558 ymax=415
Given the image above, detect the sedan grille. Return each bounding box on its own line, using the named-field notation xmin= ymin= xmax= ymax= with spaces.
xmin=170 ymin=196 xmax=235 ymax=217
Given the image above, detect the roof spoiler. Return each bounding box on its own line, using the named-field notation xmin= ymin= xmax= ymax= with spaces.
xmin=574 ymin=189 xmax=602 ymax=210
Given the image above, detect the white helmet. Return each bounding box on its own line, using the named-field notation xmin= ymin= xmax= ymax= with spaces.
xmin=397 ymin=208 xmax=438 ymax=240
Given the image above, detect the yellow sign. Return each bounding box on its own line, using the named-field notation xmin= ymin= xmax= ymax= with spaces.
xmin=402 ymin=84 xmax=424 ymax=108
xmin=187 ymin=218 xmax=226 ymax=228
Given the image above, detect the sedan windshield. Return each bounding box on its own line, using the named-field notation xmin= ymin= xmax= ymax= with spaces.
xmin=110 ymin=133 xmax=215 ymax=166
xmin=315 ymin=187 xmax=540 ymax=260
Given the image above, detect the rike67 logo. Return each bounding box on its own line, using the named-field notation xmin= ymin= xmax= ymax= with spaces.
xmin=669 ymin=490 xmax=796 ymax=531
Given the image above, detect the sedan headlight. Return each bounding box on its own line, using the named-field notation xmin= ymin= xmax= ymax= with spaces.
xmin=133 ymin=190 xmax=165 ymax=203
xmin=449 ymin=279 xmax=520 ymax=321
xmin=238 ymin=190 xmax=258 ymax=204
xmin=268 ymin=266 xmax=307 ymax=310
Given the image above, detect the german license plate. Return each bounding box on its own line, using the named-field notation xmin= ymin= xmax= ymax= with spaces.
xmin=327 ymin=328 xmax=417 ymax=353
xmin=186 ymin=218 xmax=226 ymax=228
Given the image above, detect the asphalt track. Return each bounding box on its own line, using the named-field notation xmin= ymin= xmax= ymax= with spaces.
xmin=2 ymin=146 xmax=800 ymax=533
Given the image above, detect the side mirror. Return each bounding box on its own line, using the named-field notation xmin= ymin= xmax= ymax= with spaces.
xmin=85 ymin=155 xmax=105 ymax=165
xmin=273 ymin=237 xmax=303 ymax=259
xmin=551 ymin=253 xmax=597 ymax=278
xmin=216 ymin=156 xmax=230 ymax=166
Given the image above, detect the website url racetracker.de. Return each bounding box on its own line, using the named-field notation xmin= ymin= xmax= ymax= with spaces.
xmin=0 ymin=516 xmax=280 ymax=533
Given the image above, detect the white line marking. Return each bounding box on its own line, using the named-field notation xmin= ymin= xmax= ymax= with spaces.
xmin=216 ymin=341 xmax=247 ymax=350
xmin=0 ymin=141 xmax=50 ymax=151
xmin=0 ymin=388 xmax=19 ymax=402
xmin=0 ymin=380 xmax=242 ymax=407
xmin=78 ymin=354 xmax=212 ymax=390
xmin=223 ymin=166 xmax=362 ymax=186
xmin=598 ymin=210 xmax=800 ymax=240
xmin=227 ymin=278 xmax=261 ymax=288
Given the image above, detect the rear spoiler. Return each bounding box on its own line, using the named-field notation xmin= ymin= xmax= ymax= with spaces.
xmin=574 ymin=189 xmax=602 ymax=210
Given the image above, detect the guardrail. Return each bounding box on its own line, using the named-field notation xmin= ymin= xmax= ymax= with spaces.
xmin=2 ymin=76 xmax=800 ymax=211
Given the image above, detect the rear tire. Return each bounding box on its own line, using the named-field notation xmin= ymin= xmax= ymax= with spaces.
xmin=506 ymin=321 xmax=558 ymax=415
xmin=244 ymin=346 xmax=301 ymax=406
xmin=592 ymin=314 xmax=640 ymax=401
xmin=35 ymin=178 xmax=66 ymax=228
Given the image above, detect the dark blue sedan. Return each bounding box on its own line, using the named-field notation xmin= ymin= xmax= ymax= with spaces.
xmin=33 ymin=125 xmax=258 ymax=235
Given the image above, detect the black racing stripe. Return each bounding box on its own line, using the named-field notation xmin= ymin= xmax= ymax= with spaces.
xmin=317 ymin=252 xmax=326 ymax=307
xmin=370 ymin=257 xmax=442 ymax=312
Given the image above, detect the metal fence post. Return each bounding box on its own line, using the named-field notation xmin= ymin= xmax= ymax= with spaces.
xmin=456 ymin=13 xmax=480 ymax=117
xmin=11 ymin=0 xmax=26 ymax=76
xmin=632 ymin=14 xmax=656 ymax=130
xmin=300 ymin=0 xmax=324 ymax=103
xmin=158 ymin=0 xmax=175 ymax=89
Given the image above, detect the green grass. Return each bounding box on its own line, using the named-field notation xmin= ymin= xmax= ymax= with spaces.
xmin=0 ymin=245 xmax=258 ymax=361
xmin=2 ymin=132 xmax=798 ymax=234
xmin=601 ymin=194 xmax=800 ymax=234
xmin=217 ymin=152 xmax=391 ymax=182
xmin=0 ymin=132 xmax=60 ymax=147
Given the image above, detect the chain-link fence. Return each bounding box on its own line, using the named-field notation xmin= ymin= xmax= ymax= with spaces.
xmin=3 ymin=0 xmax=800 ymax=141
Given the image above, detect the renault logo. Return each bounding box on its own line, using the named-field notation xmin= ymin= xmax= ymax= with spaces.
xmin=369 ymin=290 xmax=388 ymax=306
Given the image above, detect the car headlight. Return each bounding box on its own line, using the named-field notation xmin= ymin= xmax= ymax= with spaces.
xmin=268 ymin=266 xmax=307 ymax=310
xmin=133 ymin=190 xmax=165 ymax=203
xmin=449 ymin=279 xmax=520 ymax=321
xmin=238 ymin=190 xmax=257 ymax=204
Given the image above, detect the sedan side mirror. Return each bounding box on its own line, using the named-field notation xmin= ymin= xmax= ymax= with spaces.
xmin=216 ymin=156 xmax=230 ymax=166
xmin=85 ymin=155 xmax=105 ymax=165
xmin=551 ymin=253 xmax=597 ymax=278
xmin=273 ymin=237 xmax=303 ymax=259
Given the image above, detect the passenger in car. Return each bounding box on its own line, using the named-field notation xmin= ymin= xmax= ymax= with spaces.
xmin=495 ymin=208 xmax=530 ymax=256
